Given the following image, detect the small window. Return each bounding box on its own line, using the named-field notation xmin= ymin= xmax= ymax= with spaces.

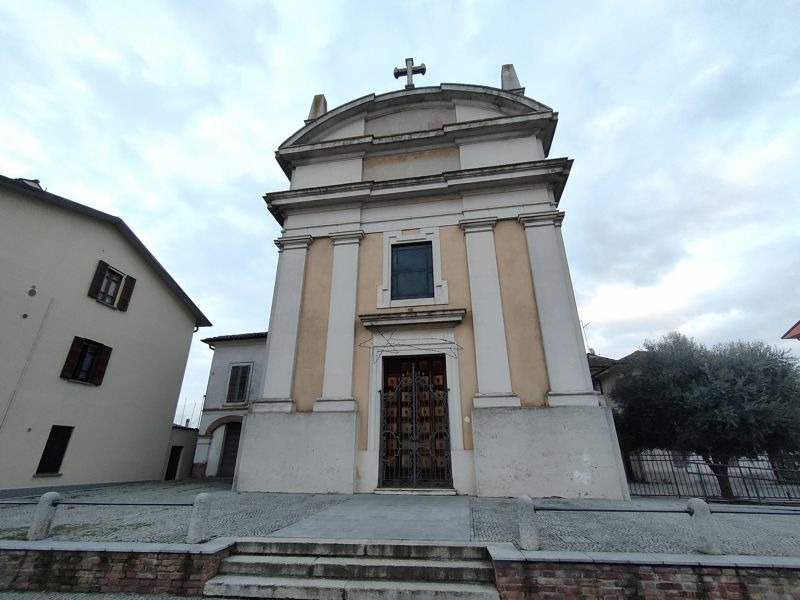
xmin=88 ymin=260 xmax=136 ymax=311
xmin=36 ymin=425 xmax=74 ymax=474
xmin=60 ymin=337 xmax=113 ymax=385
xmin=391 ymin=242 xmax=434 ymax=300
xmin=226 ymin=364 xmax=251 ymax=403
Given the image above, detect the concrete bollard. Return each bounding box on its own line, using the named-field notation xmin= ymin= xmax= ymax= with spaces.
xmin=27 ymin=491 xmax=60 ymax=541
xmin=186 ymin=492 xmax=211 ymax=544
xmin=687 ymin=497 xmax=723 ymax=555
xmin=517 ymin=495 xmax=539 ymax=550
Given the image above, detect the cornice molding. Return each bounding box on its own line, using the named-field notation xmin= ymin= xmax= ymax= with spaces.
xmin=518 ymin=210 xmax=565 ymax=228
xmin=459 ymin=217 xmax=498 ymax=233
xmin=274 ymin=235 xmax=314 ymax=251
xmin=266 ymin=158 xmax=572 ymax=226
xmin=329 ymin=230 xmax=365 ymax=245
xmin=359 ymin=308 xmax=467 ymax=329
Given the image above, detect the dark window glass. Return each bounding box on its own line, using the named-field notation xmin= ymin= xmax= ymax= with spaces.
xmin=98 ymin=269 xmax=124 ymax=305
xmin=88 ymin=261 xmax=135 ymax=310
xmin=74 ymin=343 xmax=99 ymax=382
xmin=60 ymin=337 xmax=112 ymax=385
xmin=36 ymin=425 xmax=74 ymax=474
xmin=226 ymin=365 xmax=251 ymax=402
xmin=391 ymin=242 xmax=433 ymax=300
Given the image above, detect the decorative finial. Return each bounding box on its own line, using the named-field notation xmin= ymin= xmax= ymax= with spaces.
xmin=393 ymin=58 xmax=426 ymax=89
xmin=501 ymin=64 xmax=525 ymax=95
xmin=306 ymin=94 xmax=328 ymax=123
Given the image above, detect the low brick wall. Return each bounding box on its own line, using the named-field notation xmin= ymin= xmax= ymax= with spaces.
xmin=494 ymin=561 xmax=800 ymax=599
xmin=0 ymin=541 xmax=231 ymax=596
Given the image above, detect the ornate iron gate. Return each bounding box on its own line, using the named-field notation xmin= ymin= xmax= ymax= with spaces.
xmin=379 ymin=358 xmax=453 ymax=488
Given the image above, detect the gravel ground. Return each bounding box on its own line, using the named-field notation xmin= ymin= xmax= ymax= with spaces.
xmin=3 ymin=480 xmax=800 ymax=556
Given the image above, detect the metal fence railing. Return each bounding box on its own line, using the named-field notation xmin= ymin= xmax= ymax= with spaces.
xmin=626 ymin=451 xmax=800 ymax=503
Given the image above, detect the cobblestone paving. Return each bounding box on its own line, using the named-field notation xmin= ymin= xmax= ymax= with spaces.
xmin=470 ymin=496 xmax=800 ymax=556
xmin=2 ymin=481 xmax=800 ymax=556
xmin=0 ymin=480 xmax=347 ymax=542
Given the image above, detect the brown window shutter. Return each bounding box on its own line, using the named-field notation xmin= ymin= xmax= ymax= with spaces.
xmin=116 ymin=276 xmax=136 ymax=311
xmin=60 ymin=337 xmax=84 ymax=379
xmin=89 ymin=345 xmax=113 ymax=385
xmin=88 ymin=261 xmax=109 ymax=299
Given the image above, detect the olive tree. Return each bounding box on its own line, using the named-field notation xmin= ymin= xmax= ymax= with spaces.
xmin=611 ymin=333 xmax=800 ymax=498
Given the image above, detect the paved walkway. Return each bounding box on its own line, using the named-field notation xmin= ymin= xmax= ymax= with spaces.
xmin=2 ymin=481 xmax=800 ymax=556
xmin=272 ymin=494 xmax=471 ymax=540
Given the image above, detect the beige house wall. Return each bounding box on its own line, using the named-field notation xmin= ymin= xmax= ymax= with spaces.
xmin=494 ymin=219 xmax=549 ymax=407
xmin=291 ymin=237 xmax=333 ymax=411
xmin=0 ymin=190 xmax=198 ymax=492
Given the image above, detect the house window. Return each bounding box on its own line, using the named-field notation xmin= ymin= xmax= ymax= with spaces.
xmin=391 ymin=242 xmax=434 ymax=300
xmin=88 ymin=260 xmax=136 ymax=311
xmin=226 ymin=364 xmax=252 ymax=403
xmin=60 ymin=337 xmax=113 ymax=385
xmin=36 ymin=425 xmax=74 ymax=475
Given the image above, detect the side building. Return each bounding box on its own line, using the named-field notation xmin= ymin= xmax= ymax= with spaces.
xmin=0 ymin=175 xmax=211 ymax=495
xmin=192 ymin=332 xmax=267 ymax=478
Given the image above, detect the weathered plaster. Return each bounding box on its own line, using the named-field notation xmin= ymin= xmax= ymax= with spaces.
xmin=494 ymin=219 xmax=549 ymax=407
xmin=292 ymin=237 xmax=333 ymax=411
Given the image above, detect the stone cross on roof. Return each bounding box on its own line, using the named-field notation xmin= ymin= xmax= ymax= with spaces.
xmin=393 ymin=57 xmax=426 ymax=89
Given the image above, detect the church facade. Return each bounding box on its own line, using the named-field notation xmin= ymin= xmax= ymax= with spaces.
xmin=235 ymin=64 xmax=629 ymax=499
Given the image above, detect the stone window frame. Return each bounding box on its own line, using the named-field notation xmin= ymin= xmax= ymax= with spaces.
xmin=377 ymin=227 xmax=448 ymax=308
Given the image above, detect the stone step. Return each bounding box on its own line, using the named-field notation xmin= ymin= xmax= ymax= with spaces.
xmin=233 ymin=539 xmax=489 ymax=561
xmin=219 ymin=554 xmax=496 ymax=583
xmin=204 ymin=574 xmax=500 ymax=599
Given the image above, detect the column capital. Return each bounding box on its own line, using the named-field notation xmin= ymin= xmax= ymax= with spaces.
xmin=275 ymin=235 xmax=313 ymax=251
xmin=329 ymin=230 xmax=365 ymax=245
xmin=459 ymin=217 xmax=498 ymax=233
xmin=518 ymin=211 xmax=565 ymax=229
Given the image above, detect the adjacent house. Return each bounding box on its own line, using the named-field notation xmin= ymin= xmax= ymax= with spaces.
xmin=782 ymin=321 xmax=800 ymax=341
xmin=0 ymin=175 xmax=211 ymax=495
xmin=232 ymin=64 xmax=629 ymax=499
xmin=192 ymin=332 xmax=267 ymax=478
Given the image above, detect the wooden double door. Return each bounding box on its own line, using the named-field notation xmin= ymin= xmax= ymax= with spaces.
xmin=379 ymin=355 xmax=453 ymax=488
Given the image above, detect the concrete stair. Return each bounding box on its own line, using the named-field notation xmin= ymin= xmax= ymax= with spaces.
xmin=203 ymin=538 xmax=499 ymax=599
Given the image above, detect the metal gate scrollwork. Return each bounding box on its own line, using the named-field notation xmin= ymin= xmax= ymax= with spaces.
xmin=380 ymin=362 xmax=453 ymax=488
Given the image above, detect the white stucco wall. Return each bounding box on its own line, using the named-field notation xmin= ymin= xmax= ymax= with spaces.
xmin=472 ymin=406 xmax=630 ymax=499
xmin=201 ymin=339 xmax=267 ymax=411
xmin=0 ymin=188 xmax=199 ymax=492
xmin=166 ymin=426 xmax=198 ymax=480
xmin=236 ymin=411 xmax=356 ymax=493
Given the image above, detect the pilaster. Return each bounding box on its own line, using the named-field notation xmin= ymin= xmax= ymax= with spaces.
xmin=316 ymin=230 xmax=364 ymax=412
xmin=256 ymin=234 xmax=313 ymax=411
xmin=519 ymin=211 xmax=597 ymax=406
xmin=459 ymin=217 xmax=520 ymax=408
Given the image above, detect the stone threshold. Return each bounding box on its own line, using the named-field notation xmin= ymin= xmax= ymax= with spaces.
xmin=487 ymin=543 xmax=800 ymax=569
xmin=373 ymin=488 xmax=457 ymax=496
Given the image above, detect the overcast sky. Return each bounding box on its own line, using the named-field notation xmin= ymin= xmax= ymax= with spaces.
xmin=2 ymin=1 xmax=798 ymax=426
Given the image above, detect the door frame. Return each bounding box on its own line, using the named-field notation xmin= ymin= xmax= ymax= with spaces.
xmin=368 ymin=327 xmax=464 ymax=455
xmin=379 ymin=354 xmax=453 ymax=488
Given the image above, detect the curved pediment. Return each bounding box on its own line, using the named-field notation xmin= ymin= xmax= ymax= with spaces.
xmin=280 ymin=84 xmax=554 ymax=149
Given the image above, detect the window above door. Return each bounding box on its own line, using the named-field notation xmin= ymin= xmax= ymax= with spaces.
xmin=377 ymin=227 xmax=448 ymax=308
